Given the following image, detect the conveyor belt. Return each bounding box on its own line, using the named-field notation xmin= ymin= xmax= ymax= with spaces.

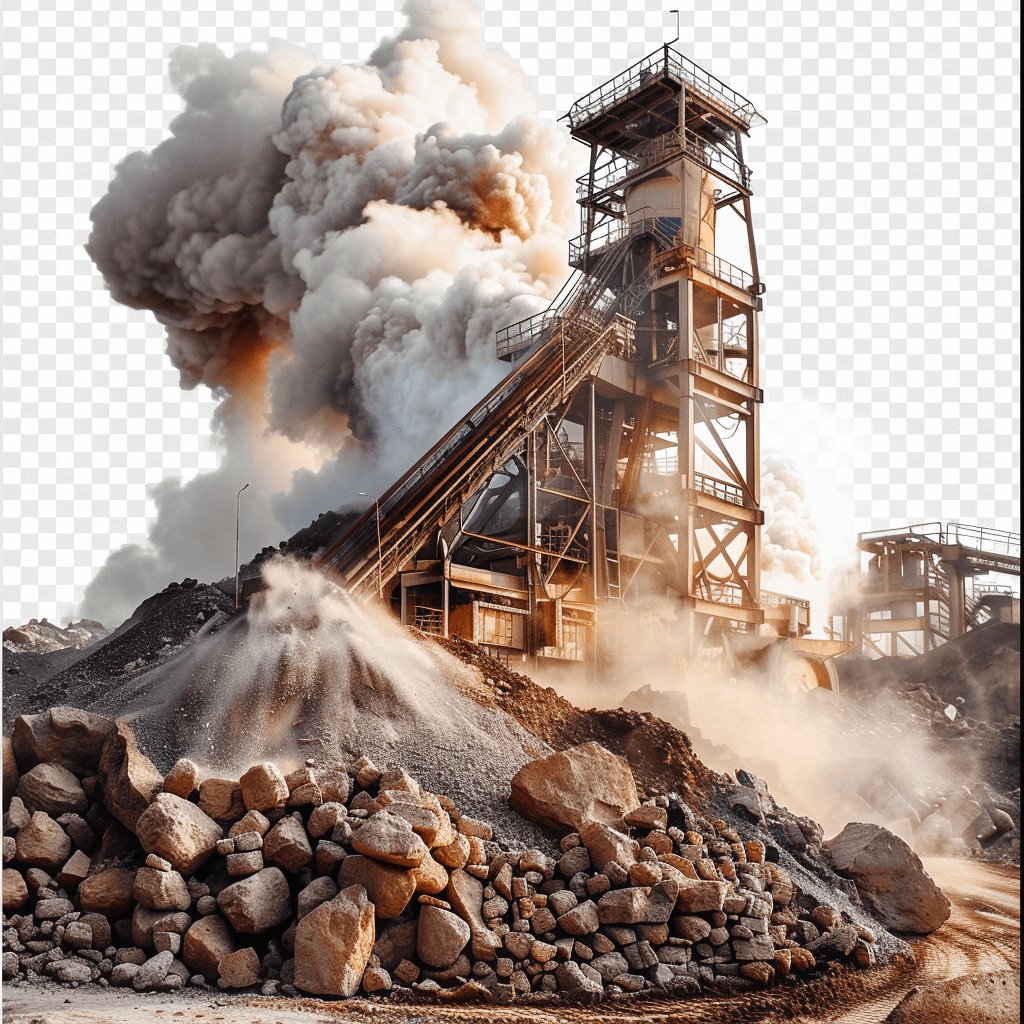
xmin=316 ymin=236 xmax=643 ymax=595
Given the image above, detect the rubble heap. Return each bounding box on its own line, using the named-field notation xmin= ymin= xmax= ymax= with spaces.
xmin=2 ymin=705 xmax=931 ymax=1004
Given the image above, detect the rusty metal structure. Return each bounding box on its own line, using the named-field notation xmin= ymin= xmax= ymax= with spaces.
xmin=315 ymin=46 xmax=838 ymax=685
xmin=835 ymin=523 xmax=1021 ymax=658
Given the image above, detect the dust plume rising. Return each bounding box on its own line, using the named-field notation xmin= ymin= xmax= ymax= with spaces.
xmin=81 ymin=0 xmax=579 ymax=628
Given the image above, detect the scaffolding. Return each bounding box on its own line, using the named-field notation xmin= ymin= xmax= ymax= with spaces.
xmin=316 ymin=44 xmax=777 ymax=675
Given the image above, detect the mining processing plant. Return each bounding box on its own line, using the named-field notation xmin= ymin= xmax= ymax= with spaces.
xmin=835 ymin=522 xmax=1020 ymax=659
xmin=313 ymin=44 xmax=1014 ymax=691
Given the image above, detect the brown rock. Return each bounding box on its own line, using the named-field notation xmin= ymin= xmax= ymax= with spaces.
xmin=389 ymin=803 xmax=442 ymax=847
xmin=2 ymin=734 xmax=18 ymax=803
xmin=417 ymin=904 xmax=471 ymax=968
xmin=79 ymin=867 xmax=137 ymax=915
xmin=579 ymin=820 xmax=638 ymax=874
xmin=12 ymin=706 xmax=115 ymax=775
xmin=373 ymin=917 xmax=418 ymax=971
xmin=411 ymin=852 xmax=449 ymax=896
xmin=433 ymin=832 xmax=470 ymax=870
xmin=318 ymin=769 xmax=351 ymax=805
xmin=509 ymin=742 xmax=640 ymax=831
xmin=16 ymin=763 xmax=88 ymax=816
xmin=57 ymin=849 xmax=91 ymax=889
xmin=183 ymin=915 xmax=235 ymax=981
xmin=134 ymin=866 xmax=191 ymax=911
xmin=675 ymin=879 xmax=729 ymax=914
xmin=198 ymin=779 xmax=245 ymax=821
xmin=294 ymin=884 xmax=375 ymax=996
xmin=217 ymin=946 xmax=260 ymax=988
xmin=307 ymin=802 xmax=347 ymax=839
xmin=217 ymin=867 xmax=292 ymax=933
xmin=131 ymin=905 xmax=192 ymax=948
xmin=162 ymin=758 xmax=200 ymax=799
xmin=338 ymin=855 xmax=416 ymax=919
xmin=99 ymin=721 xmax=164 ymax=830
xmin=228 ymin=809 xmax=270 ymax=837
xmin=2 ymin=867 xmax=29 ymax=912
xmin=445 ymin=869 xmax=501 ymax=961
xmin=824 ymin=822 xmax=951 ymax=934
xmin=263 ymin=811 xmax=313 ymax=873
xmin=597 ymin=884 xmax=678 ymax=925
xmin=557 ymin=899 xmax=600 ymax=935
xmin=624 ymin=805 xmax=669 ymax=830
xmin=14 ymin=811 xmax=70 ymax=868
xmin=297 ymin=876 xmax=338 ymax=919
xmin=80 ymin=912 xmax=111 ymax=949
xmin=239 ymin=763 xmax=289 ymax=812
xmin=351 ymin=809 xmax=429 ymax=868
xmin=135 ymin=792 xmax=223 ymax=875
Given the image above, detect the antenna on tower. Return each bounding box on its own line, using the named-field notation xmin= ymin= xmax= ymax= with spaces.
xmin=668 ymin=9 xmax=680 ymax=46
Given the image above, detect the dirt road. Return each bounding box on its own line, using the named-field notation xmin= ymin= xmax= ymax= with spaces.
xmin=3 ymin=859 xmax=1018 ymax=1024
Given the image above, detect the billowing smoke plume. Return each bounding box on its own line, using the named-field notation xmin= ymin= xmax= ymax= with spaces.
xmin=81 ymin=0 xmax=580 ymax=627
xmin=760 ymin=456 xmax=822 ymax=584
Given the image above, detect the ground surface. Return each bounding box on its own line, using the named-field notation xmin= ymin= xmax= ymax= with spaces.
xmin=3 ymin=859 xmax=1017 ymax=1024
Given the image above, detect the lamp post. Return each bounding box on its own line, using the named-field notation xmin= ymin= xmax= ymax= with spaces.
xmin=359 ymin=492 xmax=383 ymax=599
xmin=235 ymin=483 xmax=249 ymax=611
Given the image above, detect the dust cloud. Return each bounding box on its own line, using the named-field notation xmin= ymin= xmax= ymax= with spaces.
xmin=174 ymin=557 xmax=517 ymax=773
xmin=81 ymin=0 xmax=581 ymax=629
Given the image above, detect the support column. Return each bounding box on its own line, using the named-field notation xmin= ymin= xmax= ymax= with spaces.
xmin=942 ymin=561 xmax=967 ymax=638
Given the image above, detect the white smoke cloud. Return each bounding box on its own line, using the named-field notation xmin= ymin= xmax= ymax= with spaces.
xmin=80 ymin=0 xmax=582 ymax=627
xmin=760 ymin=456 xmax=822 ymax=584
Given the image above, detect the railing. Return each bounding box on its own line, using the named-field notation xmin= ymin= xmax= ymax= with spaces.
xmin=762 ymin=590 xmax=810 ymax=610
xmin=566 ymin=45 xmax=765 ymax=133
xmin=696 ymin=580 xmax=748 ymax=606
xmin=693 ymin=471 xmax=746 ymax=507
xmin=570 ymin=217 xmax=755 ymax=296
xmin=496 ymin=310 xmax=562 ymax=360
xmin=946 ymin=522 xmax=1020 ymax=559
xmin=577 ymin=124 xmax=752 ymax=202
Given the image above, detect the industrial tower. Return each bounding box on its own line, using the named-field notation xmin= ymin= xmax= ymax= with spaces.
xmin=316 ymin=46 xmax=818 ymax=678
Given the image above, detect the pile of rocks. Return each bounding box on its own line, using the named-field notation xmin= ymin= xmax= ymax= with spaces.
xmin=3 ymin=706 xmax=883 ymax=1003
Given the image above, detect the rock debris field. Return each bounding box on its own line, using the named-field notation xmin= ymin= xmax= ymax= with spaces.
xmin=0 ymin=563 xmax=1017 ymax=1017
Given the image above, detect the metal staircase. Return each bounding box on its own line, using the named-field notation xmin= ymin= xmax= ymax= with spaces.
xmin=316 ymin=237 xmax=649 ymax=595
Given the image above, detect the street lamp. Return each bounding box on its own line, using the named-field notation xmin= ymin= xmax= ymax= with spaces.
xmin=235 ymin=483 xmax=249 ymax=611
xmin=359 ymin=492 xmax=383 ymax=599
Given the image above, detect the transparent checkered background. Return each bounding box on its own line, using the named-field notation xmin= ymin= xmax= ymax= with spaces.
xmin=2 ymin=0 xmax=1019 ymax=629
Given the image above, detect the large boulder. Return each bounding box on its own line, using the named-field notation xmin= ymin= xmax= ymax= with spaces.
xmin=15 ymin=763 xmax=88 ymax=816
xmin=135 ymin=793 xmax=222 ymax=875
xmin=217 ymin=867 xmax=292 ymax=933
xmin=133 ymin=866 xmax=191 ymax=911
xmin=884 ymin=968 xmax=1020 ymax=1023
xmin=509 ymin=742 xmax=640 ymax=831
xmin=293 ymin=885 xmax=375 ymax=996
xmin=824 ymin=822 xmax=951 ymax=934
xmin=338 ymin=855 xmax=416 ymax=919
xmin=12 ymin=707 xmax=115 ymax=774
xmin=99 ymin=722 xmax=164 ymax=830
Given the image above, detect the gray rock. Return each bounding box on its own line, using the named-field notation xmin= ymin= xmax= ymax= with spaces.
xmin=824 ymin=822 xmax=951 ymax=933
xmin=417 ymin=904 xmax=472 ymax=968
xmin=217 ymin=867 xmax=292 ymax=933
xmin=135 ymin=793 xmax=223 ymax=876
xmin=16 ymin=763 xmax=88 ymax=817
xmin=132 ymin=949 xmax=174 ymax=990
xmin=590 ymin=952 xmax=629 ymax=982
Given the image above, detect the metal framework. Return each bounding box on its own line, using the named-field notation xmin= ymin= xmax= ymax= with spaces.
xmin=316 ymin=46 xmax=772 ymax=673
xmin=836 ymin=523 xmax=1021 ymax=657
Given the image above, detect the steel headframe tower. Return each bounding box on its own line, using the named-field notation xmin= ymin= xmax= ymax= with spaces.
xmin=564 ymin=45 xmax=768 ymax=658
